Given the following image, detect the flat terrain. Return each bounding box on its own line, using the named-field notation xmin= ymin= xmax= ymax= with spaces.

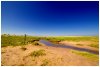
xmin=1 ymin=44 xmax=99 ymax=66
xmin=1 ymin=35 xmax=99 ymax=66
xmin=59 ymin=41 xmax=99 ymax=53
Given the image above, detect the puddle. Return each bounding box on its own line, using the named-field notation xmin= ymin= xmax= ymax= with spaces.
xmin=39 ymin=40 xmax=99 ymax=55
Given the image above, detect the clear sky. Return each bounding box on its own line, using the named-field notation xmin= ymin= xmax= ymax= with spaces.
xmin=1 ymin=1 xmax=99 ymax=36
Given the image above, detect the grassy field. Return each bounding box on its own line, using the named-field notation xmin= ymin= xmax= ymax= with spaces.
xmin=1 ymin=34 xmax=99 ymax=48
xmin=1 ymin=34 xmax=99 ymax=66
xmin=1 ymin=34 xmax=41 ymax=47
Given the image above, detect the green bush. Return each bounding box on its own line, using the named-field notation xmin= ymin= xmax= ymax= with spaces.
xmin=30 ymin=49 xmax=46 ymax=57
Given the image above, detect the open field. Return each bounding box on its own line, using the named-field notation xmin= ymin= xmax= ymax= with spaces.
xmin=1 ymin=34 xmax=99 ymax=66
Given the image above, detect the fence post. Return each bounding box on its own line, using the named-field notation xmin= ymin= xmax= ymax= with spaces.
xmin=8 ymin=34 xmax=11 ymax=45
xmin=24 ymin=34 xmax=26 ymax=45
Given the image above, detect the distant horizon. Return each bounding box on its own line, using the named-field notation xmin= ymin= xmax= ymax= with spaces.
xmin=1 ymin=33 xmax=99 ymax=37
xmin=1 ymin=1 xmax=99 ymax=36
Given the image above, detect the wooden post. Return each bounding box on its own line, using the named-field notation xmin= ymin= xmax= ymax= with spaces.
xmin=8 ymin=34 xmax=11 ymax=45
xmin=24 ymin=34 xmax=26 ymax=45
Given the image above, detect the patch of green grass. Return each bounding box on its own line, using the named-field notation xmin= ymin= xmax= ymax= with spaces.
xmin=88 ymin=44 xmax=99 ymax=48
xmin=41 ymin=59 xmax=49 ymax=66
xmin=71 ymin=50 xmax=99 ymax=61
xmin=44 ymin=36 xmax=99 ymax=44
xmin=30 ymin=49 xmax=46 ymax=57
xmin=56 ymin=36 xmax=97 ymax=41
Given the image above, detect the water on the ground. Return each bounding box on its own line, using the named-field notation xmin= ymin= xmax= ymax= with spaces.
xmin=39 ymin=40 xmax=99 ymax=54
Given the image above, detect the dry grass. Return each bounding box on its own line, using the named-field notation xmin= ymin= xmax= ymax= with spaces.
xmin=71 ymin=50 xmax=99 ymax=61
xmin=30 ymin=49 xmax=46 ymax=57
xmin=88 ymin=44 xmax=99 ymax=48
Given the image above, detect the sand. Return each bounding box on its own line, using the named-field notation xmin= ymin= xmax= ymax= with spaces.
xmin=1 ymin=44 xmax=99 ymax=66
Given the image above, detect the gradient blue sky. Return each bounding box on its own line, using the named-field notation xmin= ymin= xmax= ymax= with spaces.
xmin=1 ymin=1 xmax=99 ymax=36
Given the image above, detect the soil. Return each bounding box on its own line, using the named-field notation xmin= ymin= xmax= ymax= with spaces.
xmin=59 ymin=41 xmax=99 ymax=51
xmin=1 ymin=44 xmax=99 ymax=66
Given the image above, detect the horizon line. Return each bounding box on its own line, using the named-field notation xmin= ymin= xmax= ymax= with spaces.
xmin=1 ymin=33 xmax=99 ymax=37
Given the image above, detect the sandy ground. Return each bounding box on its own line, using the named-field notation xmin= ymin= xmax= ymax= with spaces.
xmin=1 ymin=44 xmax=99 ymax=66
xmin=59 ymin=41 xmax=99 ymax=51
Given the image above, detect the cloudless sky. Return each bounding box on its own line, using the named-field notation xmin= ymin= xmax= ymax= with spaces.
xmin=1 ymin=1 xmax=99 ymax=36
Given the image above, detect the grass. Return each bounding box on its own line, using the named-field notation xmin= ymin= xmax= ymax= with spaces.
xmin=71 ymin=50 xmax=99 ymax=61
xmin=88 ymin=44 xmax=99 ymax=48
xmin=30 ymin=49 xmax=46 ymax=57
xmin=1 ymin=34 xmax=99 ymax=47
xmin=44 ymin=36 xmax=99 ymax=44
xmin=45 ymin=36 xmax=99 ymax=42
xmin=1 ymin=34 xmax=42 ymax=47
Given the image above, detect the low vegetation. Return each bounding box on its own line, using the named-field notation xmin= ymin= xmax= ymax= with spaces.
xmin=45 ymin=36 xmax=99 ymax=42
xmin=1 ymin=34 xmax=42 ymax=47
xmin=30 ymin=49 xmax=46 ymax=57
xmin=88 ymin=44 xmax=99 ymax=48
xmin=32 ymin=41 xmax=43 ymax=46
xmin=71 ymin=50 xmax=99 ymax=61
xmin=1 ymin=34 xmax=98 ymax=47
xmin=1 ymin=34 xmax=99 ymax=66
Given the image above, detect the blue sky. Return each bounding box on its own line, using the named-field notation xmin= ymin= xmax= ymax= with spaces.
xmin=1 ymin=1 xmax=99 ymax=36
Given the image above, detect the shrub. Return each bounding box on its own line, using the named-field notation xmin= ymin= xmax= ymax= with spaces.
xmin=30 ymin=49 xmax=46 ymax=57
xmin=32 ymin=41 xmax=43 ymax=46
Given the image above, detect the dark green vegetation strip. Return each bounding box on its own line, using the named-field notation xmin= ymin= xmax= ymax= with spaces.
xmin=1 ymin=34 xmax=41 ymax=47
xmin=1 ymin=34 xmax=99 ymax=47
